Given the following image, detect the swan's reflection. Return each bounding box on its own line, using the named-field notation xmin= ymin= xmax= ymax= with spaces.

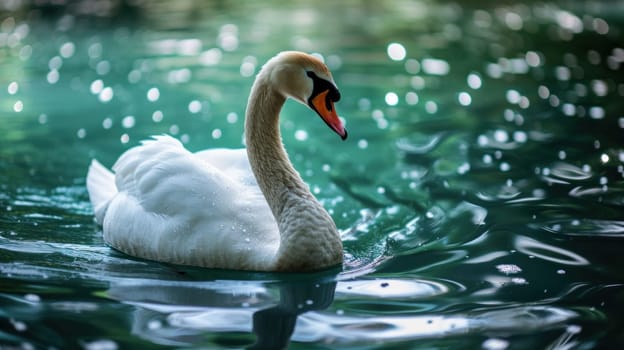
xmin=106 ymin=275 xmax=337 ymax=349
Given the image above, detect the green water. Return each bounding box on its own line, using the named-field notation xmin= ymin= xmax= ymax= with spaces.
xmin=1 ymin=1 xmax=623 ymax=349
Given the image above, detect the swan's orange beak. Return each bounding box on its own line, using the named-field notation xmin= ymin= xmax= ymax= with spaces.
xmin=310 ymin=90 xmax=347 ymax=140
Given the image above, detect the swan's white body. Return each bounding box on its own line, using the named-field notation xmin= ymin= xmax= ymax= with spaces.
xmin=87 ymin=51 xmax=346 ymax=272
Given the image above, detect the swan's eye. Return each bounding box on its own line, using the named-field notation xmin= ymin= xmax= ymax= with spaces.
xmin=306 ymin=71 xmax=341 ymax=108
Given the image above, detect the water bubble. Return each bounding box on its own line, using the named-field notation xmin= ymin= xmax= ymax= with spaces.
xmin=88 ymin=42 xmax=103 ymax=59
xmin=99 ymin=87 xmax=113 ymax=102
xmin=410 ymin=76 xmax=425 ymax=90
xmin=591 ymin=80 xmax=608 ymax=96
xmin=538 ymin=85 xmax=550 ymax=99
xmin=555 ymin=66 xmax=570 ymax=81
xmin=152 ymin=110 xmax=163 ymax=123
xmin=513 ymin=131 xmax=527 ymax=143
xmin=294 ymin=129 xmax=308 ymax=141
xmin=146 ymin=87 xmax=160 ymax=102
xmin=592 ymin=18 xmax=609 ymax=35
xmin=357 ymin=139 xmax=368 ymax=149
xmin=90 ymin=79 xmax=103 ymax=94
xmin=226 ymin=112 xmax=238 ymax=123
xmin=500 ymin=162 xmax=511 ymax=172
xmin=385 ymin=92 xmax=399 ymax=106
xmin=128 ymin=69 xmax=141 ymax=83
xmin=211 ymin=129 xmax=222 ymax=139
xmin=467 ymin=73 xmax=482 ymax=89
xmin=494 ymin=130 xmax=509 ymax=143
xmin=59 ymin=42 xmax=75 ymax=58
xmin=218 ymin=24 xmax=239 ymax=51
xmin=177 ymin=38 xmax=202 ymax=56
xmin=47 ymin=70 xmax=60 ymax=84
xmin=8 ymin=81 xmax=18 ymax=94
xmin=458 ymin=92 xmax=472 ymax=106
xmin=121 ymin=116 xmax=135 ymax=129
xmin=120 ymin=134 xmax=129 ymax=144
xmin=96 ymin=60 xmax=111 ymax=75
xmin=199 ymin=48 xmax=222 ymax=66
xmin=405 ymin=58 xmax=420 ymax=74
xmin=525 ymin=51 xmax=541 ymax=67
xmin=102 ymin=118 xmax=113 ymax=129
xmin=562 ymin=103 xmax=576 ymax=116
xmin=506 ymin=90 xmax=521 ymax=104
xmin=38 ymin=114 xmax=48 ymax=124
xmin=482 ymin=338 xmax=509 ymax=350
xmin=169 ymin=125 xmax=180 ymax=135
xmin=504 ymin=12 xmax=523 ymax=31
xmin=422 ymin=58 xmax=450 ymax=75
xmin=589 ymin=106 xmax=605 ymax=119
xmin=188 ymin=100 xmax=202 ymax=113
xmin=387 ymin=42 xmax=406 ymax=61
xmin=77 ymin=128 xmax=86 ymax=139
xmin=425 ymin=101 xmax=438 ymax=114
xmin=13 ymin=100 xmax=23 ymax=112
xmin=405 ymin=91 xmax=419 ymax=105
xmin=600 ymin=154 xmax=609 ymax=163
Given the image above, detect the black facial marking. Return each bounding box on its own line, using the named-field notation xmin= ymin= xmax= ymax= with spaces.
xmin=306 ymin=71 xmax=341 ymax=111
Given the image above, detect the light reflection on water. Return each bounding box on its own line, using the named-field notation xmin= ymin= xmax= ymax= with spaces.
xmin=1 ymin=0 xmax=624 ymax=349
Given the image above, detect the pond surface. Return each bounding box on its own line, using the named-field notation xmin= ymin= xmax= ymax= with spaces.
xmin=1 ymin=1 xmax=623 ymax=349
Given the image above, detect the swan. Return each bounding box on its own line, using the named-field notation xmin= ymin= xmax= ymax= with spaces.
xmin=86 ymin=51 xmax=347 ymax=272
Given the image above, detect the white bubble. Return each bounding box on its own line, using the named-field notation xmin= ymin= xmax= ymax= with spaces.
xmin=77 ymin=128 xmax=86 ymax=139
xmin=152 ymin=110 xmax=163 ymax=123
xmin=422 ymin=58 xmax=450 ymax=75
xmin=506 ymin=90 xmax=521 ymax=104
xmin=7 ymin=81 xmax=18 ymax=95
xmin=294 ymin=129 xmax=308 ymax=141
xmin=537 ymin=85 xmax=550 ymax=99
xmin=47 ymin=70 xmax=59 ymax=84
xmin=226 ymin=112 xmax=238 ymax=124
xmin=48 ymin=56 xmax=62 ymax=70
xmin=458 ymin=92 xmax=472 ymax=106
xmin=467 ymin=73 xmax=482 ymax=89
xmin=90 ymin=79 xmax=104 ymax=94
xmin=405 ymin=91 xmax=419 ymax=105
xmin=425 ymin=101 xmax=438 ymax=114
xmin=59 ymin=42 xmax=75 ymax=58
xmin=525 ymin=51 xmax=541 ymax=67
xmin=385 ymin=92 xmax=399 ymax=106
xmin=147 ymin=87 xmax=160 ymax=102
xmin=211 ymin=128 xmax=222 ymax=139
xmin=387 ymin=42 xmax=406 ymax=61
xmin=405 ymin=58 xmax=420 ymax=73
xmin=589 ymin=106 xmax=605 ymax=119
xmin=121 ymin=116 xmax=135 ymax=129
xmin=99 ymin=87 xmax=113 ymax=102
xmin=120 ymin=134 xmax=130 ymax=144
xmin=199 ymin=48 xmax=222 ymax=66
xmin=13 ymin=100 xmax=23 ymax=112
xmin=188 ymin=100 xmax=202 ymax=113
xmin=494 ymin=130 xmax=509 ymax=143
xmin=357 ymin=139 xmax=368 ymax=149
xmin=102 ymin=118 xmax=113 ymax=129
xmin=96 ymin=60 xmax=111 ymax=75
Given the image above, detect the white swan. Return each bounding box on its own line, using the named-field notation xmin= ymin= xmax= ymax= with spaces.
xmin=86 ymin=51 xmax=347 ymax=272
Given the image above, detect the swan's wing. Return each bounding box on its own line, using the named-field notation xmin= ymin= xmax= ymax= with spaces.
xmin=102 ymin=135 xmax=278 ymax=269
xmin=195 ymin=148 xmax=258 ymax=188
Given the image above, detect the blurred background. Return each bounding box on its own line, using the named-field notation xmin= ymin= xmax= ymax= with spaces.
xmin=0 ymin=1 xmax=623 ymax=349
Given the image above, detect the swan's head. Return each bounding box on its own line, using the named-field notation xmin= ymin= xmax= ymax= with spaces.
xmin=268 ymin=51 xmax=347 ymax=140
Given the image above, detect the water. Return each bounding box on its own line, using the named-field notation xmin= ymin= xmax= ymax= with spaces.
xmin=1 ymin=1 xmax=623 ymax=349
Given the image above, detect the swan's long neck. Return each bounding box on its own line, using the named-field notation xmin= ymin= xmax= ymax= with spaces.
xmin=244 ymin=69 xmax=342 ymax=271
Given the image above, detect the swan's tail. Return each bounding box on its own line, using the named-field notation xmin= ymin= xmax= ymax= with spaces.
xmin=86 ymin=159 xmax=117 ymax=225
